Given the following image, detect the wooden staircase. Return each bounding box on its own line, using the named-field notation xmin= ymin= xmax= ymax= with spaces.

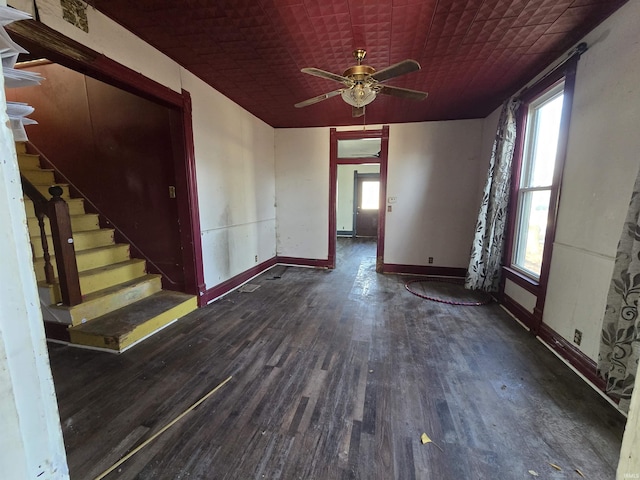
xmin=18 ymin=142 xmax=197 ymax=352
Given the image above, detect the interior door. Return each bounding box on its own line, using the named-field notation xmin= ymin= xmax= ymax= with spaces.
xmin=355 ymin=173 xmax=380 ymax=237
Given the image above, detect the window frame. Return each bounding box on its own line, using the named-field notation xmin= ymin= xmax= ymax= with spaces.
xmin=502 ymin=56 xmax=578 ymax=328
xmin=511 ymin=82 xmax=565 ymax=279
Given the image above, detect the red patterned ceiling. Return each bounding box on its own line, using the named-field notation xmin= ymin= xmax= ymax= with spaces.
xmin=87 ymin=0 xmax=627 ymax=128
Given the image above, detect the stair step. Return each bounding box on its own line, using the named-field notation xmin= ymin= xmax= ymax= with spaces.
xmin=68 ymin=291 xmax=197 ymax=352
xmin=27 ymin=213 xmax=100 ymax=237
xmin=33 ymin=243 xmax=131 ymax=282
xmin=30 ymin=228 xmax=115 ymax=257
xmin=15 ymin=142 xmax=27 ymax=154
xmin=79 ymin=258 xmax=147 ymax=296
xmin=21 ymin=168 xmax=56 ymax=184
xmin=47 ymin=274 xmax=163 ymax=326
xmin=24 ymin=197 xmax=85 ymax=217
xmin=40 ymin=258 xmax=147 ymax=304
xmin=18 ymin=153 xmax=40 ymax=170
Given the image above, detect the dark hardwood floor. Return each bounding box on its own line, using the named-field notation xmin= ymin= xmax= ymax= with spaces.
xmin=48 ymin=238 xmax=625 ymax=479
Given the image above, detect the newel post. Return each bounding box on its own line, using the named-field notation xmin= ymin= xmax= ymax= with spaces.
xmin=47 ymin=186 xmax=82 ymax=306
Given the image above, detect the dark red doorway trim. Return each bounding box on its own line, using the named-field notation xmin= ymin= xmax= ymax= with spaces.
xmin=329 ymin=126 xmax=389 ymax=271
xmin=7 ymin=20 xmax=205 ymax=301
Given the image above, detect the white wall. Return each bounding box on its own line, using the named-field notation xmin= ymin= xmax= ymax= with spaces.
xmin=275 ymin=120 xmax=485 ymax=267
xmin=181 ymin=70 xmax=276 ymax=287
xmin=540 ymin=0 xmax=640 ymax=362
xmin=385 ymin=120 xmax=484 ymax=267
xmin=275 ymin=127 xmax=330 ymax=259
xmin=337 ymin=164 xmax=380 ymax=232
xmin=8 ymin=0 xmax=277 ymax=293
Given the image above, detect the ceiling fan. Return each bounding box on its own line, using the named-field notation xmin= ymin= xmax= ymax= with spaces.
xmin=294 ymin=49 xmax=428 ymax=118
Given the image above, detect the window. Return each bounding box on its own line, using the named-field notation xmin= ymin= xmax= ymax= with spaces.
xmin=361 ymin=180 xmax=380 ymax=210
xmin=512 ymin=83 xmax=564 ymax=279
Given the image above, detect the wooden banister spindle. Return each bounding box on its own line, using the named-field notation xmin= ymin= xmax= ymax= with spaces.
xmin=47 ymin=186 xmax=82 ymax=306
xmin=36 ymin=210 xmax=55 ymax=284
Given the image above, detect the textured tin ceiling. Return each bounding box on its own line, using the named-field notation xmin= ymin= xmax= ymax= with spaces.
xmin=87 ymin=0 xmax=627 ymax=128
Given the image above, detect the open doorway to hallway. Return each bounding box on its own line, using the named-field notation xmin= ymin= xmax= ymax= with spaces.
xmin=329 ymin=127 xmax=389 ymax=271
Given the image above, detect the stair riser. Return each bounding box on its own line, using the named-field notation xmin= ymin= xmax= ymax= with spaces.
xmin=15 ymin=142 xmax=27 ymax=154
xmin=24 ymin=198 xmax=85 ymax=217
xmin=27 ymin=214 xmax=100 ymax=237
xmin=68 ymin=296 xmax=197 ymax=351
xmin=80 ymin=261 xmax=147 ymax=296
xmin=22 ymin=170 xmax=56 ymax=184
xmin=33 ymin=244 xmax=131 ymax=282
xmin=64 ymin=276 xmax=163 ymax=326
xmin=30 ymin=229 xmax=115 ymax=257
xmin=18 ymin=153 xmax=41 ymax=170
xmin=47 ymin=260 xmax=147 ymax=302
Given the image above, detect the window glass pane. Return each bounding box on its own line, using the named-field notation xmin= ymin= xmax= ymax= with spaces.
xmin=337 ymin=138 xmax=381 ymax=158
xmin=361 ymin=181 xmax=379 ymax=209
xmin=528 ymin=93 xmax=563 ymax=187
xmin=514 ymin=189 xmax=551 ymax=277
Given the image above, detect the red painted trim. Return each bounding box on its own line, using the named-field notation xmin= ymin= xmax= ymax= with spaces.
xmin=199 ymin=257 xmax=278 ymax=305
xmin=277 ymin=257 xmax=331 ymax=268
xmin=537 ymin=323 xmax=608 ymax=394
xmin=501 ymin=294 xmax=535 ymax=331
xmin=502 ymin=267 xmax=540 ymax=295
xmin=177 ymin=90 xmax=206 ymax=300
xmin=329 ymin=127 xmax=389 ymax=271
xmin=382 ymin=264 xmax=466 ymax=277
xmin=501 ymin=56 xmax=579 ymax=332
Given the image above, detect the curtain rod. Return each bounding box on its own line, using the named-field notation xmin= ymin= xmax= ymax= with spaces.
xmin=516 ymin=42 xmax=588 ymax=100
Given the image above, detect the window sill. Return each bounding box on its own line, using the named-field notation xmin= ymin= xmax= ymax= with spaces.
xmin=503 ymin=266 xmax=540 ymax=295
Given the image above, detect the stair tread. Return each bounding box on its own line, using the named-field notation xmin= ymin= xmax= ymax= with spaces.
xmin=79 ymin=258 xmax=145 ymax=278
xmin=34 ymin=243 xmax=129 ymax=262
xmin=69 ymin=290 xmax=195 ymax=335
xmin=30 ymin=227 xmax=114 ymax=240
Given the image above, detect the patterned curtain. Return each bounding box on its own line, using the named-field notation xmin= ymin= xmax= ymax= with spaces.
xmin=465 ymin=99 xmax=519 ymax=292
xmin=598 ymin=167 xmax=640 ymax=413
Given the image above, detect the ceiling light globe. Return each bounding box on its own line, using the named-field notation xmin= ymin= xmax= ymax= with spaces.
xmin=342 ymin=84 xmax=376 ymax=107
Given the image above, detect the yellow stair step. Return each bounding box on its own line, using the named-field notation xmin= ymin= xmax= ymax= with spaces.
xmin=68 ymin=291 xmax=197 ymax=352
xmin=48 ymin=274 xmax=163 ymax=326
xmin=33 ymin=243 xmax=131 ymax=282
xmin=15 ymin=142 xmax=27 ymax=154
xmin=17 ymin=152 xmax=40 ymax=170
xmin=27 ymin=213 xmax=100 ymax=237
xmin=79 ymin=258 xmax=147 ymax=296
xmin=24 ymin=197 xmax=85 ymax=217
xmin=22 ymin=168 xmax=56 ymax=184
xmin=40 ymin=258 xmax=147 ymax=303
xmin=30 ymin=228 xmax=114 ymax=257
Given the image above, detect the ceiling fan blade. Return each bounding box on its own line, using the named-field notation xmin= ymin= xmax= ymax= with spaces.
xmin=295 ymin=89 xmax=344 ymax=108
xmin=352 ymin=106 xmax=365 ymax=118
xmin=301 ymin=67 xmax=352 ymax=85
xmin=379 ymin=85 xmax=428 ymax=101
xmin=371 ymin=59 xmax=420 ymax=82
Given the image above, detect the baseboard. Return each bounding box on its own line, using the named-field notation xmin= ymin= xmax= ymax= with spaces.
xmin=537 ymin=323 xmax=606 ymax=392
xmin=199 ymin=257 xmax=278 ymax=306
xmin=502 ymin=294 xmax=535 ymax=330
xmin=337 ymin=230 xmax=353 ymax=237
xmin=382 ymin=263 xmax=466 ymax=277
xmin=276 ymin=256 xmax=331 ymax=268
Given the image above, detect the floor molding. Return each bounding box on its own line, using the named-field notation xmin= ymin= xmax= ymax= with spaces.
xmin=382 ymin=263 xmax=466 ymax=277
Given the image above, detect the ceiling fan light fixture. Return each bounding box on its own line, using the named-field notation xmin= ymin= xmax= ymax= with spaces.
xmin=341 ymin=83 xmax=376 ymax=107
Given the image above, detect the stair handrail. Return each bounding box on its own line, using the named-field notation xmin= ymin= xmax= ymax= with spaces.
xmin=26 ymin=141 xmax=181 ymax=286
xmin=20 ymin=174 xmax=82 ymax=306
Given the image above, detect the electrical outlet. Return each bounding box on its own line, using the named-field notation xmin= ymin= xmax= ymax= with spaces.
xmin=574 ymin=329 xmax=582 ymax=346
xmin=254 ymin=255 xmax=258 ymax=263
xmin=428 ymin=257 xmax=434 ymax=264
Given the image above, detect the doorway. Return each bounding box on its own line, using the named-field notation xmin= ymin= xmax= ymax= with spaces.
xmin=329 ymin=126 xmax=389 ymax=271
